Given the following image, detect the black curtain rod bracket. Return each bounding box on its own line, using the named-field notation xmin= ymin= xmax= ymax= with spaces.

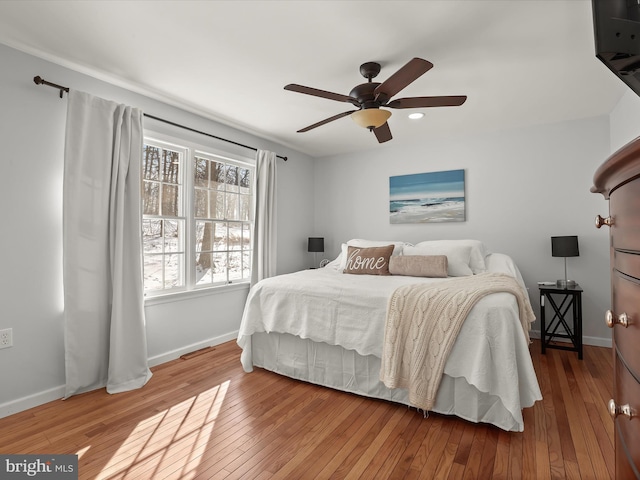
xmin=33 ymin=75 xmax=287 ymax=161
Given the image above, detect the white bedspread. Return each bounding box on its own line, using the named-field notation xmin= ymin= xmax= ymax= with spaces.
xmin=237 ymin=253 xmax=542 ymax=430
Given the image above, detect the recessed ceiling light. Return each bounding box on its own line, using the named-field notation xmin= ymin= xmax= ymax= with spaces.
xmin=408 ymin=112 xmax=424 ymax=120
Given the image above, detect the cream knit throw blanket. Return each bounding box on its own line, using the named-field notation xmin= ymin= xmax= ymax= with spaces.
xmin=380 ymin=273 xmax=535 ymax=411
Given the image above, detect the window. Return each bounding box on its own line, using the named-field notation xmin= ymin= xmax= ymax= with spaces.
xmin=142 ymin=142 xmax=186 ymax=291
xmin=193 ymin=153 xmax=252 ymax=287
xmin=142 ymin=135 xmax=253 ymax=296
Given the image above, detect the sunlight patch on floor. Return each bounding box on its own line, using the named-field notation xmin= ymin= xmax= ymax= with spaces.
xmin=94 ymin=380 xmax=230 ymax=479
xmin=75 ymin=446 xmax=91 ymax=459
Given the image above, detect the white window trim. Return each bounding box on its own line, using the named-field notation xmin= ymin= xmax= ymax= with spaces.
xmin=144 ymin=281 xmax=250 ymax=307
xmin=143 ymin=130 xmax=255 ymax=301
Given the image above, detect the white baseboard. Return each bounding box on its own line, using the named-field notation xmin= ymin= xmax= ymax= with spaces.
xmin=0 ymin=331 xmax=239 ymax=420
xmin=147 ymin=331 xmax=238 ymax=367
xmin=529 ymin=330 xmax=612 ymax=348
xmin=0 ymin=385 xmax=65 ymax=420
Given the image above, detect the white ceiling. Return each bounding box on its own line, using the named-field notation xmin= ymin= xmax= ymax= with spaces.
xmin=0 ymin=0 xmax=627 ymax=158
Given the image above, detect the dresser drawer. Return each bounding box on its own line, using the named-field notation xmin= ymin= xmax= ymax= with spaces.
xmin=615 ymin=437 xmax=638 ymax=480
xmin=613 ymin=273 xmax=640 ymax=378
xmin=610 ymin=176 xmax=640 ymax=252
xmin=614 ymin=250 xmax=640 ymax=280
xmin=615 ymin=432 xmax=639 ymax=480
xmin=614 ymin=354 xmax=640 ymax=476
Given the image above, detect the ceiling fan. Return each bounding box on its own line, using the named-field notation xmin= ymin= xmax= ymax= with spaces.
xmin=284 ymin=57 xmax=467 ymax=143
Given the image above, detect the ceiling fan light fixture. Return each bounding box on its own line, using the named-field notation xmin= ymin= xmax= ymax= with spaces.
xmin=351 ymin=108 xmax=391 ymax=129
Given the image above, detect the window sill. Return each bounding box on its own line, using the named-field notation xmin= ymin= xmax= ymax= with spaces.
xmin=144 ymin=282 xmax=250 ymax=307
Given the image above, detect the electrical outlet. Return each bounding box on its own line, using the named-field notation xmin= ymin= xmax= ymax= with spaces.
xmin=0 ymin=328 xmax=12 ymax=349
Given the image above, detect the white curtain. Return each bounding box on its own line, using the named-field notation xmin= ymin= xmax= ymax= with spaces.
xmin=251 ymin=150 xmax=278 ymax=286
xmin=63 ymin=90 xmax=152 ymax=398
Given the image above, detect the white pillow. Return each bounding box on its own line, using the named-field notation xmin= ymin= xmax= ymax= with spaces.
xmin=339 ymin=239 xmax=410 ymax=270
xmin=322 ymin=253 xmax=343 ymax=271
xmin=414 ymin=239 xmax=488 ymax=274
xmin=346 ymin=239 xmax=408 ymax=254
xmin=403 ymin=244 xmax=473 ymax=277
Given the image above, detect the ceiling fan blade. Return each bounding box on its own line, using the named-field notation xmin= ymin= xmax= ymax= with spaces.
xmin=373 ymin=122 xmax=392 ymax=143
xmin=285 ymin=84 xmax=355 ymax=104
xmin=297 ymin=110 xmax=356 ymax=133
xmin=386 ymin=95 xmax=467 ymax=109
xmin=374 ymin=58 xmax=433 ymax=102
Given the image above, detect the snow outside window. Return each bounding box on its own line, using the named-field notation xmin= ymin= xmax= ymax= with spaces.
xmin=142 ymin=135 xmax=254 ymax=296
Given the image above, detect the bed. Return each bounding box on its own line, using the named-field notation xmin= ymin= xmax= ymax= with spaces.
xmin=237 ymin=239 xmax=542 ymax=432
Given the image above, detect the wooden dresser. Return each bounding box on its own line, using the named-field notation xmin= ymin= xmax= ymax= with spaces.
xmin=592 ymin=137 xmax=640 ymax=479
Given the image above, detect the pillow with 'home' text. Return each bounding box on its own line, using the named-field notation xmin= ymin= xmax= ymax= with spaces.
xmin=338 ymin=239 xmax=409 ymax=270
xmin=343 ymin=245 xmax=394 ymax=276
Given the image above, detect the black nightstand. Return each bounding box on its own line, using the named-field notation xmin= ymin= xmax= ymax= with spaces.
xmin=538 ymin=283 xmax=583 ymax=359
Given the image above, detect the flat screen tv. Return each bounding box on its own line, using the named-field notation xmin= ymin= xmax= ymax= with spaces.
xmin=593 ymin=0 xmax=640 ymax=96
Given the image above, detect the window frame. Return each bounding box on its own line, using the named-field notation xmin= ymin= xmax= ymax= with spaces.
xmin=142 ymin=131 xmax=255 ymax=299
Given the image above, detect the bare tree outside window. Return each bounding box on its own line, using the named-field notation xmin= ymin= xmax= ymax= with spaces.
xmin=142 ymin=137 xmax=253 ymax=295
xmin=194 ymin=156 xmax=252 ymax=287
xmin=142 ymin=142 xmax=185 ymax=292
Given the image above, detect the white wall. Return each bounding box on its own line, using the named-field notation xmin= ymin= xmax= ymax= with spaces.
xmin=610 ymin=88 xmax=640 ymax=153
xmin=0 ymin=43 xmax=315 ymax=417
xmin=314 ymin=116 xmax=613 ymax=346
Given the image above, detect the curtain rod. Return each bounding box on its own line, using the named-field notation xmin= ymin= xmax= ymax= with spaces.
xmin=33 ymin=75 xmax=288 ymax=161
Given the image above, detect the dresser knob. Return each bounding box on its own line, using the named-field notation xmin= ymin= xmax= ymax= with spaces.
xmin=605 ymin=310 xmax=629 ymax=328
xmin=609 ymin=399 xmax=634 ymax=419
xmin=595 ymin=215 xmax=613 ymax=228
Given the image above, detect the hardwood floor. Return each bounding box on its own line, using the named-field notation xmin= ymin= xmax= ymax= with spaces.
xmin=0 ymin=340 xmax=614 ymax=479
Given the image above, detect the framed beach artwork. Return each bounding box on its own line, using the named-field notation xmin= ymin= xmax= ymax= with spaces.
xmin=389 ymin=169 xmax=465 ymax=223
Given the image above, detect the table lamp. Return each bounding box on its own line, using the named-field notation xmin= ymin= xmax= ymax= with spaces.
xmin=308 ymin=237 xmax=324 ymax=268
xmin=551 ymin=235 xmax=579 ymax=288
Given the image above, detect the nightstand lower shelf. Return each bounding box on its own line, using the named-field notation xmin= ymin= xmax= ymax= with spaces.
xmin=539 ymin=284 xmax=583 ymax=360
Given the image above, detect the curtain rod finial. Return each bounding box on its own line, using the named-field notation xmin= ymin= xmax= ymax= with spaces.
xmin=33 ymin=75 xmax=68 ymax=98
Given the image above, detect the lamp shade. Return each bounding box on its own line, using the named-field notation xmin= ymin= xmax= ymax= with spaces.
xmin=351 ymin=109 xmax=391 ymax=129
xmin=308 ymin=237 xmax=324 ymax=253
xmin=551 ymin=236 xmax=579 ymax=257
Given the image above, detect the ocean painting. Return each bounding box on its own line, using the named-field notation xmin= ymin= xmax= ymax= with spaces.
xmin=389 ymin=169 xmax=465 ymax=223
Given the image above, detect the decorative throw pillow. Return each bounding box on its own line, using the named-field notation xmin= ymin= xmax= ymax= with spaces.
xmin=403 ymin=245 xmax=473 ymax=277
xmin=339 ymin=239 xmax=409 ymax=270
xmin=389 ymin=255 xmax=448 ymax=278
xmin=343 ymin=245 xmax=394 ymax=275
